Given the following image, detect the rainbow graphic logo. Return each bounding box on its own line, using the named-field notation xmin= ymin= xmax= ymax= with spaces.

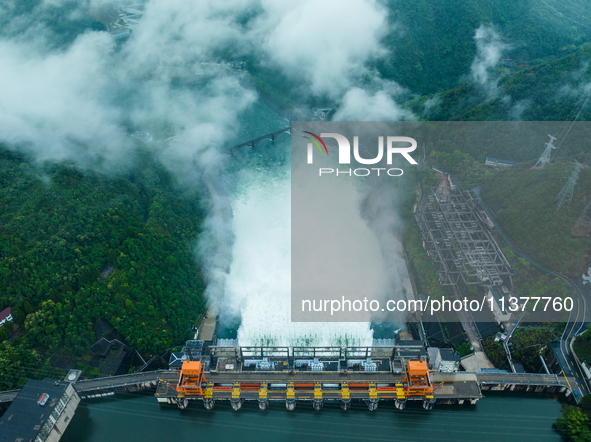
xmin=302 ymin=131 xmax=328 ymax=155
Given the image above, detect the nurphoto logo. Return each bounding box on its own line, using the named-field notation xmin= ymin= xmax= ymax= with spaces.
xmin=302 ymin=131 xmax=418 ymax=177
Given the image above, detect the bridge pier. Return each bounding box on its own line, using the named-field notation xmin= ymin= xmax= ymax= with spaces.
xmin=423 ymin=398 xmax=436 ymax=410
xmin=395 ymin=398 xmax=406 ymax=410
xmin=204 ymin=398 xmax=214 ymax=410
xmin=230 ymin=399 xmax=243 ymax=411
xmin=175 ymin=398 xmax=188 ymax=409
xmin=367 ymin=399 xmax=379 ymax=411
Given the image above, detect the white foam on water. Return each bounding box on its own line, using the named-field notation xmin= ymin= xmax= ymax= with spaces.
xmin=224 ymin=167 xmax=374 ymax=347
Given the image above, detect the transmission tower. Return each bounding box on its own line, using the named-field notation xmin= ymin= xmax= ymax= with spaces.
xmin=534 ymin=135 xmax=558 ymax=167
xmin=575 ymin=200 xmax=591 ymax=235
xmin=554 ymin=161 xmax=582 ymax=212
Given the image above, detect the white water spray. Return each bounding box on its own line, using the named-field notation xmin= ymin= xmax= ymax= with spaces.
xmin=223 ymin=165 xmax=378 ymax=347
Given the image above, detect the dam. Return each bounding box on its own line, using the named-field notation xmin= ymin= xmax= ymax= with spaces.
xmin=0 ymin=340 xmax=571 ymax=416
xmin=155 ymin=343 xmax=479 ymax=412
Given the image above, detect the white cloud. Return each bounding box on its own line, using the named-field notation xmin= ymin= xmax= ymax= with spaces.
xmin=260 ymin=0 xmax=388 ymax=98
xmin=0 ymin=1 xmax=260 ymax=175
xmin=422 ymin=95 xmax=441 ymax=116
xmin=470 ymin=25 xmax=509 ymax=98
xmin=0 ymin=0 xmax=410 ymax=171
xmin=333 ymin=86 xmax=414 ymax=121
xmin=508 ymin=99 xmax=531 ymax=120
xmin=0 ymin=32 xmax=129 ymax=168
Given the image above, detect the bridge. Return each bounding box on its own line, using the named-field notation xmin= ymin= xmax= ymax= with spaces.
xmin=225 ymin=127 xmax=290 ymax=155
xmin=74 ymin=370 xmax=179 ymax=398
xmin=476 ymin=372 xmax=572 ymax=396
xmin=0 ymin=389 xmax=19 ymax=404
xmin=477 ymin=372 xmax=563 ymax=386
xmin=0 ymin=371 xmax=176 ymax=406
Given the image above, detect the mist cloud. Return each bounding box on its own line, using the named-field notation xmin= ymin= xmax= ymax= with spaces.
xmin=0 ymin=32 xmax=129 ymax=169
xmin=333 ymin=84 xmax=414 ymax=121
xmin=0 ymin=0 xmax=409 ymax=167
xmin=260 ymin=0 xmax=388 ymax=99
xmin=508 ymin=99 xmax=531 ymax=120
xmin=0 ymin=1 xmax=261 ymax=313
xmin=0 ymin=0 xmax=412 ymax=169
xmin=556 ymin=62 xmax=591 ymax=104
xmin=470 ymin=24 xmax=509 ymax=98
xmin=0 ymin=1 xmax=260 ymax=175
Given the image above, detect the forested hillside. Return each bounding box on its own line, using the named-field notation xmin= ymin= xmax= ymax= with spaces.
xmin=381 ymin=0 xmax=591 ymax=95
xmin=0 ymin=0 xmax=106 ymax=49
xmin=480 ymin=161 xmax=591 ymax=277
xmin=409 ymin=45 xmax=591 ymax=122
xmin=0 ymin=146 xmax=207 ymax=388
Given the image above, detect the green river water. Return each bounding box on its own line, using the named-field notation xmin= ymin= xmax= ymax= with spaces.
xmin=60 ymin=391 xmax=563 ymax=442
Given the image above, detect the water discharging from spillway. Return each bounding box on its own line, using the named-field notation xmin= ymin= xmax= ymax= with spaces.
xmin=222 ymin=164 xmax=375 ymax=347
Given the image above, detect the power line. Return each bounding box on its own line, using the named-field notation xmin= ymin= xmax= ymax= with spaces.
xmin=539 ymin=0 xmax=591 ymax=29
xmin=557 ymin=85 xmax=591 ymax=153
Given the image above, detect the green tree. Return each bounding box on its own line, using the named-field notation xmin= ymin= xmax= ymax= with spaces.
xmin=554 ymin=406 xmax=591 ymax=442
xmin=581 ymin=395 xmax=591 ymax=409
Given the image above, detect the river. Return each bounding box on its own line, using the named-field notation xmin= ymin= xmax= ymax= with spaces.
xmin=60 ymin=391 xmax=563 ymax=442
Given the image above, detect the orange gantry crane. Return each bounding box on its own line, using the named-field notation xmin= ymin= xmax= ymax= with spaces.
xmin=176 ymin=361 xmax=206 ymax=397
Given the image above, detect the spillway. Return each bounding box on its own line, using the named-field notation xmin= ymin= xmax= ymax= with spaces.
xmin=224 ymin=165 xmax=374 ymax=347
